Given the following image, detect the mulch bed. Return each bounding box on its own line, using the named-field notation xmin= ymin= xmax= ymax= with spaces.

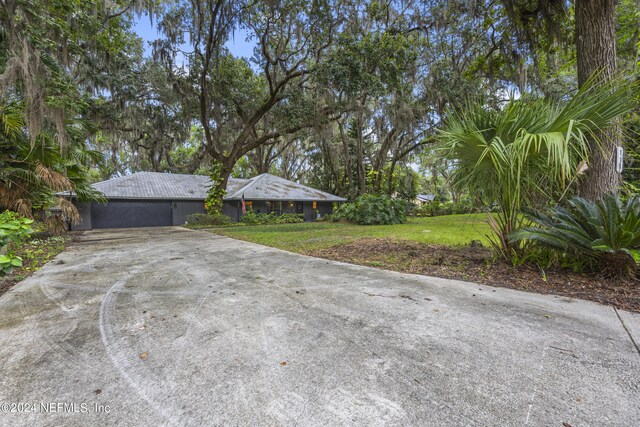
xmin=308 ymin=238 xmax=640 ymax=313
xmin=0 ymin=233 xmax=80 ymax=298
xmin=0 ymin=276 xmax=23 ymax=297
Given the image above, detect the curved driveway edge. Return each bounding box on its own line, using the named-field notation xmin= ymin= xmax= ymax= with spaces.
xmin=0 ymin=227 xmax=638 ymax=426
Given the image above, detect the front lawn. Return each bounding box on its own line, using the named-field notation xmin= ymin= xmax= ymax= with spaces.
xmin=211 ymin=214 xmax=491 ymax=252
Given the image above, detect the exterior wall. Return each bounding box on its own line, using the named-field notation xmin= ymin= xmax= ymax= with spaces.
xmin=71 ymin=202 xmax=92 ymax=231
xmin=305 ymin=201 xmax=334 ymax=221
xmin=233 ymin=200 xmax=337 ymax=222
xmin=73 ymin=198 xmax=341 ymax=229
xmin=281 ymin=201 xmax=296 ymax=214
xmin=303 ymin=202 xmax=315 ymax=221
xmin=237 ymin=200 xmax=298 ymax=216
xmin=314 ymin=202 xmax=333 ymax=221
xmin=172 ymin=201 xmax=206 ymax=225
xmin=317 ymin=202 xmax=334 ymax=217
xmin=248 ymin=201 xmax=269 ymax=214
xmin=219 ymin=199 xmax=339 ymax=222
xmin=222 ymin=201 xmax=240 ymax=222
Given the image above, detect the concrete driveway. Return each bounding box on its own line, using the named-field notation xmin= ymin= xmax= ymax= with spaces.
xmin=0 ymin=227 xmax=638 ymax=426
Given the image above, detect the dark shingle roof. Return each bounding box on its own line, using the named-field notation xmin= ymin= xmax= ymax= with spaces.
xmin=90 ymin=172 xmax=247 ymax=200
xmin=416 ymin=194 xmax=436 ymax=202
xmin=225 ymin=174 xmax=346 ymax=202
xmin=86 ymin=172 xmax=345 ymax=202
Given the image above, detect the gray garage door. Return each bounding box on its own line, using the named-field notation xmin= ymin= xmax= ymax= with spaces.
xmin=91 ymin=200 xmax=172 ymax=229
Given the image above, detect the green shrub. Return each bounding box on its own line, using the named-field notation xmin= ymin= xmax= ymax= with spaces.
xmin=316 ymin=213 xmax=333 ymax=222
xmin=185 ymin=212 xmax=231 ymax=227
xmin=511 ymin=194 xmax=640 ymax=278
xmin=241 ymin=212 xmax=304 ymax=225
xmin=412 ymin=201 xmax=446 ymax=217
xmin=410 ymin=199 xmax=479 ymax=217
xmin=332 ymin=194 xmax=407 ymax=225
xmin=0 ymin=211 xmax=34 ymax=276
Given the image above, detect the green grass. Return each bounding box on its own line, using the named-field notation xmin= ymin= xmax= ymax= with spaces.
xmin=208 ymin=214 xmax=491 ymax=253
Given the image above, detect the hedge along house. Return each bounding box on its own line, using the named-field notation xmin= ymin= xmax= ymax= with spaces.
xmin=69 ymin=172 xmax=346 ymax=230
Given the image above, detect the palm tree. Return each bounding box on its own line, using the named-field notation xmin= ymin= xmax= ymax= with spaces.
xmin=438 ymin=76 xmax=638 ymax=258
xmin=0 ymin=101 xmax=105 ymax=230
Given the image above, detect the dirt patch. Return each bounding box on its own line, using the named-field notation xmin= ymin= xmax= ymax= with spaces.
xmin=0 ymin=233 xmax=80 ymax=298
xmin=308 ymin=238 xmax=640 ymax=313
xmin=0 ymin=278 xmax=18 ymax=297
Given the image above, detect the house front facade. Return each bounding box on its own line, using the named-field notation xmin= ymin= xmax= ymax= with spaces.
xmin=70 ymin=172 xmax=346 ymax=230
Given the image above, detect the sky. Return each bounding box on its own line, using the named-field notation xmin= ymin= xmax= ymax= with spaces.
xmin=133 ymin=15 xmax=256 ymax=61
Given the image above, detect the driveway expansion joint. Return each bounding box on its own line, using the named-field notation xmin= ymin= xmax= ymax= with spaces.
xmin=614 ymin=306 xmax=640 ymax=358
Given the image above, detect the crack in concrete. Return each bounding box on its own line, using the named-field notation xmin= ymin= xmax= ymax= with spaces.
xmin=614 ymin=307 xmax=640 ymax=358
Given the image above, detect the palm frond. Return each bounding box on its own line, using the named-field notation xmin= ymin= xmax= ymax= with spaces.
xmin=438 ymin=74 xmax=638 ymax=258
xmin=511 ymin=194 xmax=640 ymax=277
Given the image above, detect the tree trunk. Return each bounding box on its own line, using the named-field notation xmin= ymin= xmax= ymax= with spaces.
xmin=337 ymin=120 xmax=354 ymax=198
xmin=372 ymin=128 xmax=396 ymax=194
xmin=386 ymin=159 xmax=397 ymax=195
xmin=356 ymin=112 xmax=366 ymax=195
xmin=575 ymin=0 xmax=620 ymax=199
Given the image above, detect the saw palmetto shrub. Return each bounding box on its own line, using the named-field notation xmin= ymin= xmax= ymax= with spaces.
xmin=510 ymin=194 xmax=640 ymax=278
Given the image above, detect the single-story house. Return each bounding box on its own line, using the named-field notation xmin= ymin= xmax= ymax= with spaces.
xmin=415 ymin=194 xmax=436 ymax=205
xmin=69 ymin=172 xmax=346 ymax=230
